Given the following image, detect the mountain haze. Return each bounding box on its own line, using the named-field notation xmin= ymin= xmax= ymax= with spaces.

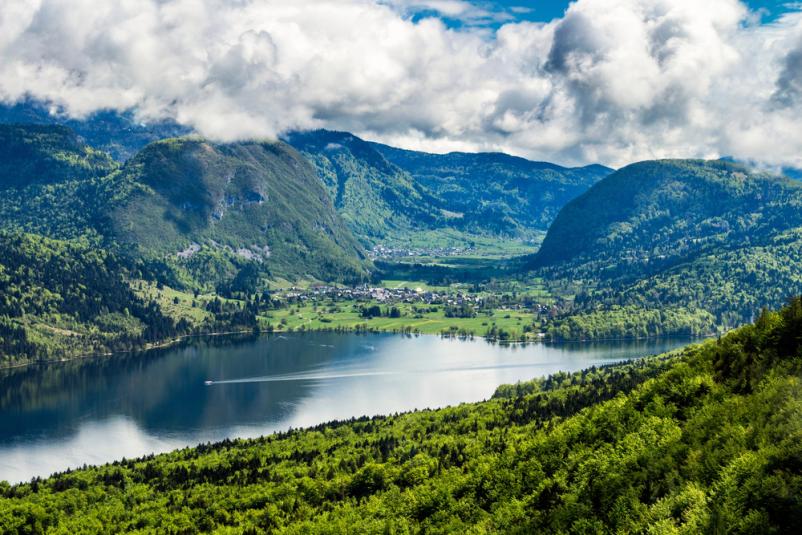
xmin=0 ymin=101 xmax=189 ymax=161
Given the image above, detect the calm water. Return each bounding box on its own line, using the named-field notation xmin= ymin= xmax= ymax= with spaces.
xmin=0 ymin=333 xmax=694 ymax=483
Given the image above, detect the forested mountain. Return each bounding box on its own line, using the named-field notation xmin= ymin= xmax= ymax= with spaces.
xmin=107 ymin=137 xmax=370 ymax=285
xmin=534 ymin=159 xmax=802 ymax=270
xmin=2 ymin=299 xmax=800 ymax=532
xmin=286 ymin=130 xmax=611 ymax=246
xmin=284 ymin=130 xmax=444 ymax=244
xmin=0 ymin=125 xmax=376 ymax=363
xmin=533 ymin=159 xmax=802 ymax=334
xmin=0 ymin=101 xmax=189 ymax=161
xmin=373 ymin=142 xmax=612 ymax=237
xmin=0 ymin=124 xmax=370 ymax=288
xmin=0 ymin=124 xmax=117 ymax=189
xmin=0 ymin=124 xmax=121 ymax=241
xmin=0 ymin=104 xmax=612 ymax=250
xmin=0 ymin=232 xmax=185 ymax=367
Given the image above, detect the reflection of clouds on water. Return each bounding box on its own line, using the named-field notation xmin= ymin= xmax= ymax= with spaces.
xmin=0 ymin=417 xmax=183 ymax=484
xmin=0 ymin=333 xmax=693 ymax=483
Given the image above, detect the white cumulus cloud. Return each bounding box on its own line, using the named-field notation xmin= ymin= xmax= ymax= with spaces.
xmin=1 ymin=0 xmax=802 ymax=167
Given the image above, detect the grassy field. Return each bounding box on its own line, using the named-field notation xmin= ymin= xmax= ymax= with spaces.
xmin=133 ymin=280 xmax=214 ymax=326
xmin=378 ymin=279 xmax=455 ymax=292
xmin=260 ymin=300 xmax=538 ymax=338
xmin=132 ymin=281 xmax=542 ymax=340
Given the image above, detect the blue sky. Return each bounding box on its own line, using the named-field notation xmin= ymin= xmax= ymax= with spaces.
xmin=412 ymin=0 xmax=802 ymax=27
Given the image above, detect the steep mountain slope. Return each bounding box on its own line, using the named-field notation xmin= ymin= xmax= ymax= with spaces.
xmin=2 ymin=299 xmax=800 ymax=533
xmin=533 ymin=159 xmax=802 ymax=328
xmin=373 ymin=143 xmax=612 ymax=235
xmin=287 ymin=130 xmax=611 ymax=248
xmin=107 ymin=137 xmax=369 ymax=284
xmin=0 ymin=124 xmax=369 ymax=286
xmin=284 ymin=130 xmax=444 ymax=244
xmin=0 ymin=100 xmax=189 ymax=161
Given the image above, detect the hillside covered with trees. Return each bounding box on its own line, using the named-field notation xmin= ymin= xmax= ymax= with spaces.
xmin=1 ymin=299 xmax=800 ymax=532
xmin=0 ymin=232 xmax=186 ymax=367
xmin=373 ymin=142 xmax=611 ymax=237
xmin=287 ymin=130 xmax=611 ymax=247
xmin=0 ymin=125 xmax=374 ymax=364
xmin=108 ymin=137 xmax=370 ymax=286
xmin=533 ymin=159 xmax=802 ymax=338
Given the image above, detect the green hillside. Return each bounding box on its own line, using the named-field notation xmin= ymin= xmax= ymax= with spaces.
xmin=0 ymin=125 xmax=119 ymax=241
xmin=0 ymin=232 xmax=184 ymax=367
xmin=534 ymin=159 xmax=802 ymax=271
xmin=108 ymin=138 xmax=369 ymax=285
xmin=0 ymin=125 xmax=370 ymax=287
xmin=0 ymin=125 xmax=376 ymax=363
xmin=287 ymin=130 xmax=610 ymax=250
xmin=2 ymin=299 xmax=800 ymax=532
xmin=532 ymin=160 xmax=802 ymax=334
xmin=285 ymin=130 xmax=444 ymax=244
xmin=373 ymin=143 xmax=612 ymax=236
xmin=0 ymin=124 xmax=117 ymax=189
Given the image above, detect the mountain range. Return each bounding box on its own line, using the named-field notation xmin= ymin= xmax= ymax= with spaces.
xmin=287 ymin=129 xmax=612 ymax=247
xmin=3 ymin=102 xmax=802 ymax=346
xmin=0 ymin=103 xmax=614 ymax=250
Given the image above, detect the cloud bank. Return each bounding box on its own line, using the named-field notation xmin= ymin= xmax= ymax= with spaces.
xmin=2 ymin=0 xmax=802 ymax=167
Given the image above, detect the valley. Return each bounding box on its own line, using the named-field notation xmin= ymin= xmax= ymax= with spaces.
xmin=0 ymin=74 xmax=799 ymax=535
xmin=1 ymin=114 xmax=801 ymax=368
xmin=3 ymin=3 xmax=802 ymax=532
xmin=0 ymin=105 xmax=799 ymax=535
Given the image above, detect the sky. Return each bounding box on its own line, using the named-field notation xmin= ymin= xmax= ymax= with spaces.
xmin=2 ymin=0 xmax=802 ymax=167
xmin=401 ymin=1 xmax=801 ymax=26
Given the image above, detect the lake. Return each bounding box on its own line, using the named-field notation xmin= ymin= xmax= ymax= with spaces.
xmin=0 ymin=332 xmax=695 ymax=483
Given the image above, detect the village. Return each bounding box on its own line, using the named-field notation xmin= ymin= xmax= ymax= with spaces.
xmin=369 ymin=243 xmax=474 ymax=259
xmin=271 ymin=283 xmax=555 ymax=316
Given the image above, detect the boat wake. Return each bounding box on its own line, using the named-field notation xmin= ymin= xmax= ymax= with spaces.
xmin=203 ymin=361 xmax=572 ymax=385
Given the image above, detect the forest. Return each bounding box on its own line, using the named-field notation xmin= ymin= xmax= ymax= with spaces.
xmin=0 ymin=231 xmax=265 ymax=367
xmin=1 ymin=298 xmax=800 ymax=533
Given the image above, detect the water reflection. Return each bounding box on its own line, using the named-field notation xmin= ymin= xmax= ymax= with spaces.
xmin=0 ymin=333 xmax=694 ymax=483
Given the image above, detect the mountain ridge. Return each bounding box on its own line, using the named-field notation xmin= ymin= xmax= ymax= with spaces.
xmin=532 ymin=158 xmax=802 ymax=330
xmin=287 ymin=129 xmax=613 ymax=246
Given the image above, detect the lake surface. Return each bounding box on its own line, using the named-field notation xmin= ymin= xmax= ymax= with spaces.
xmin=0 ymin=333 xmax=694 ymax=483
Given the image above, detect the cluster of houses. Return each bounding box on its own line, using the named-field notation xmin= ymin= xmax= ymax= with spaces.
xmin=369 ymin=244 xmax=473 ymax=259
xmin=271 ymin=285 xmax=563 ymax=319
xmin=275 ymin=284 xmax=486 ymax=307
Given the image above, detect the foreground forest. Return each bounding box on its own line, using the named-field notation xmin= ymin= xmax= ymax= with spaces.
xmin=2 ymin=298 xmax=800 ymax=533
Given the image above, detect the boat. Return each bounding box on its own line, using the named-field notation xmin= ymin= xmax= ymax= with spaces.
xmin=204 ymin=380 xmax=213 ymax=385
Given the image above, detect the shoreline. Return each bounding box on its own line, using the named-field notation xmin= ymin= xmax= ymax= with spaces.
xmin=0 ymin=322 xmax=711 ymax=372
